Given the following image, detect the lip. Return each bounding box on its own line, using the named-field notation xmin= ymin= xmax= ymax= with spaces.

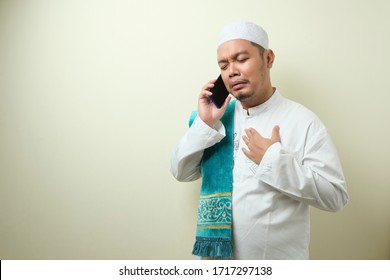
xmin=230 ymin=80 xmax=247 ymax=90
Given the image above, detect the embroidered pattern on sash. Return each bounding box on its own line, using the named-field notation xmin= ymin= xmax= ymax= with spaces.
xmin=197 ymin=193 xmax=232 ymax=228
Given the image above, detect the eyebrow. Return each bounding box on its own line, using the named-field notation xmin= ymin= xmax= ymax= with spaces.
xmin=218 ymin=50 xmax=250 ymax=65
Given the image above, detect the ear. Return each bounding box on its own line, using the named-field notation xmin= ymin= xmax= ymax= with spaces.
xmin=266 ymin=49 xmax=275 ymax=68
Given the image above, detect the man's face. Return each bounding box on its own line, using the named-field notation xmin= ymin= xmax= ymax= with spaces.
xmin=217 ymin=39 xmax=274 ymax=108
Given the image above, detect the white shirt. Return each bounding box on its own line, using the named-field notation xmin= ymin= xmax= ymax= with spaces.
xmin=171 ymin=90 xmax=348 ymax=259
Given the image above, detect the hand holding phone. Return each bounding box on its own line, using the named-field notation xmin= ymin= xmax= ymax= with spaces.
xmin=208 ymin=75 xmax=230 ymax=108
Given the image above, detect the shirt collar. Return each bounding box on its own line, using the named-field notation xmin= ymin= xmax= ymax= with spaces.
xmin=236 ymin=89 xmax=281 ymax=117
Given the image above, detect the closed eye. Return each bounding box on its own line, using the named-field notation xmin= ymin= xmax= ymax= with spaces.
xmin=237 ymin=56 xmax=249 ymax=63
xmin=219 ymin=63 xmax=228 ymax=70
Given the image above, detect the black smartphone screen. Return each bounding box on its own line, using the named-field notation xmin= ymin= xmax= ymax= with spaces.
xmin=209 ymin=75 xmax=230 ymax=108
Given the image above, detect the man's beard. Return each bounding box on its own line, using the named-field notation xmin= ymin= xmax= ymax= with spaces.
xmin=236 ymin=90 xmax=255 ymax=102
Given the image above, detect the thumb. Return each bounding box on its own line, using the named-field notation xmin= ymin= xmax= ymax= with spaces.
xmin=271 ymin=125 xmax=281 ymax=143
xmin=220 ymin=95 xmax=232 ymax=110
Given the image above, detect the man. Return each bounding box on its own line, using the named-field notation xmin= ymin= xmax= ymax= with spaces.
xmin=170 ymin=21 xmax=348 ymax=260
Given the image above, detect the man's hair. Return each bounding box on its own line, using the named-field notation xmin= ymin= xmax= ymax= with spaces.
xmin=251 ymin=42 xmax=266 ymax=57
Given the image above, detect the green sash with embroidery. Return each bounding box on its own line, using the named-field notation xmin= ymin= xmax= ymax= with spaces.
xmin=188 ymin=100 xmax=236 ymax=258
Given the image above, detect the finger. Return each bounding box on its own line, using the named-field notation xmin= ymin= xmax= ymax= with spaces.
xmin=200 ymin=79 xmax=220 ymax=100
xmin=198 ymin=91 xmax=212 ymax=104
xmin=242 ymin=147 xmax=251 ymax=158
xmin=200 ymin=90 xmax=212 ymax=98
xmin=244 ymin=128 xmax=252 ymax=137
xmin=242 ymin=134 xmax=248 ymax=145
xmin=245 ymin=128 xmax=261 ymax=140
xmin=271 ymin=125 xmax=281 ymax=143
xmin=220 ymin=95 xmax=232 ymax=110
xmin=202 ymin=79 xmax=217 ymax=91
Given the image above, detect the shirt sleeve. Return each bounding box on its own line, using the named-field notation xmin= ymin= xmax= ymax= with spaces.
xmin=170 ymin=115 xmax=226 ymax=182
xmin=256 ymin=123 xmax=349 ymax=212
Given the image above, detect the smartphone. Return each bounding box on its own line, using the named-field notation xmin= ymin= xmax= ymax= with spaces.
xmin=208 ymin=75 xmax=230 ymax=108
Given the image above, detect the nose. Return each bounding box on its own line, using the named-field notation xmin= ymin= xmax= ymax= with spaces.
xmin=228 ymin=62 xmax=239 ymax=78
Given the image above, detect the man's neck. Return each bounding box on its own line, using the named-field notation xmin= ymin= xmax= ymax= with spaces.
xmin=241 ymin=87 xmax=276 ymax=110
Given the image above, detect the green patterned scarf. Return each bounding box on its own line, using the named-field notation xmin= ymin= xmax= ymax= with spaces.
xmin=188 ymin=100 xmax=236 ymax=258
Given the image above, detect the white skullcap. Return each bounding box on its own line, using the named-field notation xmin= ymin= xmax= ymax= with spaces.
xmin=217 ymin=21 xmax=269 ymax=49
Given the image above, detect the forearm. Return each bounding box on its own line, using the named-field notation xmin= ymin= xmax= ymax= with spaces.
xmin=256 ymin=143 xmax=348 ymax=212
xmin=170 ymin=116 xmax=226 ymax=182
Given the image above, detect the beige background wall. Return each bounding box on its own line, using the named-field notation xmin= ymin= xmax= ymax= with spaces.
xmin=0 ymin=0 xmax=389 ymax=259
